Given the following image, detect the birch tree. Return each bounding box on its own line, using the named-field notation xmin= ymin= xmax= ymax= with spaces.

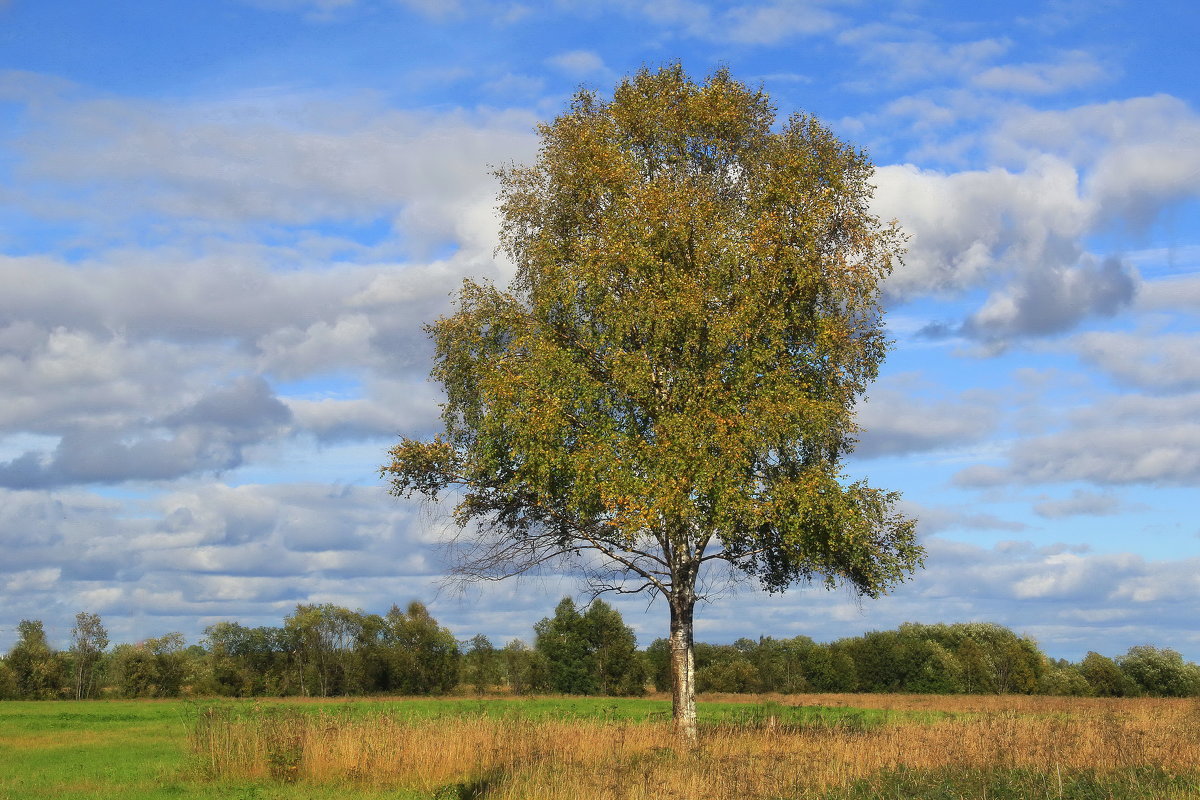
xmin=70 ymin=611 xmax=109 ymax=700
xmin=382 ymin=65 xmax=922 ymax=743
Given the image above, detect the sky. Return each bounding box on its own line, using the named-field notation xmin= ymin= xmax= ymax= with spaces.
xmin=1 ymin=0 xmax=1198 ymax=662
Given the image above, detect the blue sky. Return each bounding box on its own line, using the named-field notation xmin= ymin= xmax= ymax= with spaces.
xmin=1 ymin=0 xmax=1199 ymax=662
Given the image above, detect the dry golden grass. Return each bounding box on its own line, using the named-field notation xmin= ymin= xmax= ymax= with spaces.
xmin=192 ymin=695 xmax=1200 ymax=799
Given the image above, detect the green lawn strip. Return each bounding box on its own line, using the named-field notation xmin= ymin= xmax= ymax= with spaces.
xmin=0 ymin=701 xmax=191 ymax=800
xmin=193 ymin=695 xmax=947 ymax=728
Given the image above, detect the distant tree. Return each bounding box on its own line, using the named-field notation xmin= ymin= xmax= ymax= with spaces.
xmin=0 ymin=658 xmax=17 ymax=699
xmin=800 ymin=643 xmax=858 ymax=693
xmin=146 ymin=633 xmax=189 ymax=697
xmin=1037 ymin=661 xmax=1093 ymax=697
xmin=696 ymin=657 xmax=761 ymax=693
xmin=463 ymin=634 xmax=503 ymax=694
xmin=1080 ymin=651 xmax=1136 ymax=697
xmin=203 ymin=622 xmax=294 ymax=697
xmin=499 ymin=639 xmax=551 ymax=695
xmin=907 ymin=641 xmax=963 ymax=694
xmin=644 ymin=639 xmax=673 ymax=693
xmin=7 ymin=620 xmax=66 ymax=699
xmin=956 ymin=638 xmax=995 ymax=694
xmin=535 ymin=598 xmax=596 ymax=694
xmin=110 ymin=643 xmax=156 ymax=698
xmin=284 ymin=604 xmax=369 ymax=696
xmin=745 ymin=636 xmax=814 ymax=694
xmin=1117 ymin=645 xmax=1200 ymax=697
xmin=382 ymin=65 xmax=922 ymax=742
xmin=534 ymin=597 xmax=645 ymax=696
xmin=69 ymin=612 xmax=109 ymax=700
xmin=112 ymin=633 xmax=188 ymax=698
xmin=380 ymin=601 xmax=460 ymax=694
xmin=583 ymin=599 xmax=645 ymax=695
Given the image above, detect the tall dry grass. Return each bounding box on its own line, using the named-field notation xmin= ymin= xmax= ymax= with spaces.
xmin=192 ymin=695 xmax=1200 ymax=799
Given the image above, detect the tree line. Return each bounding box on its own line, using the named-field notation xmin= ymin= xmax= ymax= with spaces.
xmin=3 ymin=603 xmax=1198 ymax=700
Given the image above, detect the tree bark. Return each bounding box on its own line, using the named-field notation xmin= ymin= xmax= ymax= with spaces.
xmin=669 ymin=596 xmax=698 ymax=746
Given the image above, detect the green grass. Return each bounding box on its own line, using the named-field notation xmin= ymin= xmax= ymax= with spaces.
xmin=190 ymin=695 xmax=936 ymax=728
xmin=0 ymin=700 xmax=414 ymax=799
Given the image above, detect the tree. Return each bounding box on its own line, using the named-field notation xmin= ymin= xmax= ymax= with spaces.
xmin=380 ymin=601 xmax=460 ymax=694
xmin=284 ymin=604 xmax=366 ymax=696
xmin=7 ymin=620 xmax=66 ymax=699
xmin=463 ymin=634 xmax=503 ymax=694
xmin=0 ymin=658 xmax=17 ymax=699
xmin=382 ymin=65 xmax=922 ymax=742
xmin=70 ymin=611 xmax=109 ymax=700
xmin=1080 ymin=651 xmax=1135 ymax=697
xmin=1117 ymin=645 xmax=1200 ymax=697
xmin=582 ymin=598 xmax=645 ymax=695
xmin=111 ymin=633 xmax=188 ymax=698
xmin=534 ymin=597 xmax=597 ymax=694
xmin=499 ymin=639 xmax=550 ymax=695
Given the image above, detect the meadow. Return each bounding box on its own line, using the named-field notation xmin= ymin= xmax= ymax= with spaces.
xmin=1 ymin=694 xmax=1197 ymax=799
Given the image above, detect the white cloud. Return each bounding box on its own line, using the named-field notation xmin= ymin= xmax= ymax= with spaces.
xmin=720 ymin=1 xmax=839 ymax=44
xmin=992 ymin=95 xmax=1200 ymax=230
xmin=546 ymin=50 xmax=606 ymax=77
xmin=235 ymin=0 xmax=462 ymax=20
xmin=599 ymin=0 xmax=839 ymax=45
xmin=844 ymin=30 xmax=1011 ymax=86
xmin=1138 ymin=273 xmax=1200 ymax=311
xmin=7 ymin=86 xmax=538 ymax=250
xmin=956 ymin=392 xmax=1200 ymax=488
xmin=962 ymin=255 xmax=1136 ymax=341
xmin=874 ymin=157 xmax=1094 ymax=300
xmin=973 ymin=50 xmax=1108 ymax=95
xmin=1032 ymin=489 xmax=1121 ymax=519
xmin=870 ymin=93 xmax=1200 ymax=343
xmin=854 ymin=385 xmax=999 ymax=458
xmin=872 ymin=156 xmax=1138 ymax=342
xmin=1072 ymin=330 xmax=1200 ymax=392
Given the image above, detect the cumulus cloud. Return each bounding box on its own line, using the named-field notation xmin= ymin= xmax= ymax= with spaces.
xmin=0 ymin=377 xmax=292 ymax=487
xmin=1072 ymin=330 xmax=1200 ymax=392
xmin=906 ymin=504 xmax=1028 ymax=535
xmin=972 ymin=50 xmax=1108 ymax=94
xmin=1032 ymin=489 xmax=1121 ymax=519
xmin=955 ymin=392 xmax=1200 ymax=488
xmin=873 ymin=132 xmax=1176 ymax=343
xmin=235 ymin=0 xmax=462 ymax=20
xmin=597 ymin=0 xmax=839 ymax=45
xmin=862 ymin=92 xmax=1200 ymax=346
xmin=4 ymin=80 xmax=537 ymax=252
xmin=874 ymin=156 xmax=1140 ymax=343
xmin=0 ymin=481 xmax=439 ymax=647
xmin=993 ymin=94 xmax=1200 ymax=230
xmin=546 ymin=50 xmax=606 ymax=77
xmin=874 ymin=157 xmax=1094 ymax=299
xmin=886 ymin=38 xmax=1010 ymax=84
xmin=287 ymin=378 xmax=443 ymax=442
xmin=962 ymin=255 xmax=1136 ymax=341
xmin=853 ymin=386 xmax=999 ymax=458
xmin=1137 ymin=272 xmax=1200 ymax=312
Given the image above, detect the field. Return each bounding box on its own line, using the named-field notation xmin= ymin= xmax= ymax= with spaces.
xmin=1 ymin=694 xmax=1198 ymax=799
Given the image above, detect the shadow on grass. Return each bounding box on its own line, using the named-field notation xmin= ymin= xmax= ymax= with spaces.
xmin=827 ymin=766 xmax=1200 ymax=800
xmin=433 ymin=768 xmax=505 ymax=799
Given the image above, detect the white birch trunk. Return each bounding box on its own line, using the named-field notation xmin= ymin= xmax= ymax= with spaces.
xmin=669 ymin=599 xmax=698 ymax=746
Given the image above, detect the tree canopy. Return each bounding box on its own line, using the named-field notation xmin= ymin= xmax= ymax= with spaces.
xmin=382 ymin=64 xmax=923 ymax=741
